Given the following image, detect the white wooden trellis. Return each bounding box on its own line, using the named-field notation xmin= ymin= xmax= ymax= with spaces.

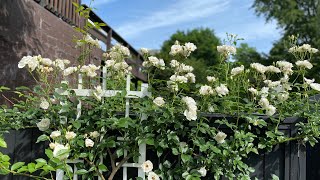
xmin=56 ymin=67 xmax=150 ymax=180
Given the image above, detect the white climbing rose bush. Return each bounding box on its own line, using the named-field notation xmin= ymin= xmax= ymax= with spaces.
xmin=1 ymin=25 xmax=320 ymax=180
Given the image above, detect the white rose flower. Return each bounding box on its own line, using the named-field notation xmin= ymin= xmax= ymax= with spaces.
xmin=49 ymin=142 xmax=56 ymax=149
xmin=141 ymin=160 xmax=153 ymax=173
xmin=90 ymin=131 xmax=100 ymax=138
xmin=185 ymin=73 xmax=196 ymax=83
xmin=259 ymin=87 xmax=269 ymax=98
xmin=41 ymin=58 xmax=53 ymax=66
xmin=259 ymin=98 xmax=269 ymax=109
xmin=215 ymin=84 xmax=229 ymax=97
xmin=304 ymin=77 xmax=315 ymax=85
xmin=250 ymin=63 xmax=267 ymax=74
xmin=266 ymin=66 xmax=281 ymax=73
xmin=40 ymin=97 xmax=49 ymax=110
xmin=153 ymin=97 xmax=165 ymax=107
xmin=198 ymin=167 xmax=207 ymax=177
xmin=93 ymin=85 xmax=103 ymax=101
xmin=50 ymin=130 xmax=61 ymax=139
xmin=217 ymin=45 xmax=236 ymax=55
xmin=18 ymin=56 xmax=32 ymax=69
xmin=296 ymin=60 xmax=313 ymax=69
xmin=105 ymin=60 xmax=116 ymax=68
xmin=170 ymin=42 xmax=183 ymax=56
xmin=65 ymin=131 xmax=76 ymax=140
xmin=277 ymin=92 xmax=289 ymax=102
xmin=140 ymin=48 xmax=149 ymax=54
xmin=231 ymin=65 xmax=244 ymax=76
xmin=310 ymin=48 xmax=319 ymax=54
xmin=36 ymin=118 xmax=50 ymax=131
xmin=214 ymin=131 xmax=227 ymax=144
xmin=248 ymin=87 xmax=258 ymax=96
xmin=170 ymin=60 xmax=180 ymax=68
xmin=147 ymin=172 xmax=160 ymax=180
xmin=310 ymin=83 xmax=320 ymax=91
xmin=53 ymin=144 xmax=69 ymax=160
xmin=85 ymin=138 xmax=95 ymax=147
xmin=199 ymin=85 xmax=214 ymax=95
xmin=184 ymin=42 xmax=197 ymax=52
xmin=184 ymin=109 xmax=197 ymax=121
xmin=207 ymin=76 xmax=216 ymax=82
xmin=63 ymin=66 xmax=78 ymax=76
xmin=266 ymin=105 xmax=276 ymax=116
xmin=276 ymin=61 xmax=293 ymax=75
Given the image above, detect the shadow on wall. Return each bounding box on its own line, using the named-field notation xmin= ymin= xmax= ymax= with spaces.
xmin=0 ymin=0 xmax=41 ymax=105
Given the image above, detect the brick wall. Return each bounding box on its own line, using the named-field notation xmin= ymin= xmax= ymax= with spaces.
xmin=0 ymin=0 xmax=103 ymax=104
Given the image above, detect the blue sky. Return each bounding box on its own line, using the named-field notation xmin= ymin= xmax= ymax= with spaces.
xmin=82 ymin=0 xmax=283 ymax=54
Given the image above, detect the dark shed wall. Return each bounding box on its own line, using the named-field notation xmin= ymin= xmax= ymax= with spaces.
xmin=0 ymin=0 xmax=103 ymax=104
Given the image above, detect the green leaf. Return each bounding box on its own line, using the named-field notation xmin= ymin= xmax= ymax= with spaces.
xmin=98 ymin=164 xmax=108 ymax=172
xmin=45 ymin=149 xmax=53 ymax=159
xmin=11 ymin=162 xmax=25 ymax=171
xmin=0 ymin=138 xmax=7 ymax=148
xmin=146 ymin=138 xmax=154 ymax=145
xmin=27 ymin=163 xmax=36 ymax=173
xmin=116 ymin=149 xmax=124 ymax=158
xmin=172 ymin=148 xmax=179 ymax=155
xmin=35 ymin=158 xmax=47 ymax=164
xmin=76 ymin=169 xmax=88 ymax=175
xmin=1 ymin=155 xmax=10 ymax=162
xmin=181 ymin=154 xmax=191 ymax=163
xmin=16 ymin=166 xmax=28 ymax=173
xmin=36 ymin=135 xmax=48 ymax=143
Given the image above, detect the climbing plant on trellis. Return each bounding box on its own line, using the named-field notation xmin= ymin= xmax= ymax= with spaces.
xmin=55 ymin=66 xmax=150 ymax=180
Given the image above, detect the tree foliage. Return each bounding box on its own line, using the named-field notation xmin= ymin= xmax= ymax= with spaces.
xmin=157 ymin=28 xmax=221 ymax=83
xmin=253 ymin=0 xmax=320 ymax=80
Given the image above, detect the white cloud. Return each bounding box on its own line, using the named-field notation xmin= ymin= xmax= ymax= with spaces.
xmin=117 ymin=0 xmax=230 ymax=38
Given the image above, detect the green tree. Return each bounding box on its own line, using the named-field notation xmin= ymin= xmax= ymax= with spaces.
xmin=252 ymin=0 xmax=320 ymax=80
xmin=233 ymin=43 xmax=266 ymax=67
xmin=157 ymin=28 xmax=221 ymax=83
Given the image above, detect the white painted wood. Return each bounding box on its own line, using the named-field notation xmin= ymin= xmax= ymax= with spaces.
xmin=56 ymin=169 xmax=64 ymax=180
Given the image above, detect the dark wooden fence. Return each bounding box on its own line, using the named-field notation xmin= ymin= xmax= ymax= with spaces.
xmin=1 ymin=116 xmax=320 ymax=179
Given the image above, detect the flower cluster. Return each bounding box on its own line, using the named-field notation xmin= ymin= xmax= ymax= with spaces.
xmin=217 ymin=45 xmax=236 ymax=58
xmin=167 ymin=60 xmax=195 ymax=91
xmin=182 ymin=96 xmax=197 ymax=120
xmin=80 ymin=64 xmax=100 ymax=77
xmin=104 ymin=44 xmax=132 ymax=78
xmin=142 ymin=56 xmax=165 ymax=70
xmin=169 ymin=41 xmax=197 ymax=58
xmin=76 ymin=34 xmax=100 ymax=48
xmin=141 ymin=160 xmax=160 ymax=180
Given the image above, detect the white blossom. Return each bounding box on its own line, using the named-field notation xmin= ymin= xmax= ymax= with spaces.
xmin=217 ymin=45 xmax=236 ymax=55
xmin=214 ymin=131 xmax=227 ymax=144
xmin=90 ymin=131 xmax=100 ymax=138
xmin=50 ymin=130 xmax=61 ymax=139
xmin=310 ymin=83 xmax=320 ymax=91
xmin=259 ymin=87 xmax=269 ymax=98
xmin=215 ymin=84 xmax=229 ymax=97
xmin=105 ymin=60 xmax=116 ymax=67
xmin=63 ymin=66 xmax=78 ymax=76
xmin=250 ymin=63 xmax=267 ymax=74
xmin=36 ymin=118 xmax=50 ymax=131
xmin=199 ymin=85 xmax=214 ymax=95
xmin=49 ymin=143 xmax=56 ymax=149
xmin=276 ymin=61 xmax=293 ymax=75
xmin=85 ymin=138 xmax=94 ymax=147
xmin=65 ymin=131 xmax=76 ymax=140
xmin=170 ymin=60 xmax=180 ymax=68
xmin=277 ymin=92 xmax=289 ymax=102
xmin=207 ymin=76 xmax=216 ymax=83
xmin=141 ymin=160 xmax=153 ymax=173
xmin=198 ymin=167 xmax=207 ymax=177
xmin=266 ymin=66 xmax=281 ymax=73
xmin=170 ymin=42 xmax=183 ymax=56
xmin=153 ymin=97 xmax=165 ymax=107
xmin=140 ymin=48 xmax=149 ymax=54
xmin=80 ymin=64 xmax=100 ymax=77
xmin=248 ymin=87 xmax=258 ymax=96
xmin=41 ymin=58 xmax=53 ymax=66
xmin=147 ymin=172 xmax=160 ymax=180
xmin=231 ymin=65 xmax=244 ymax=76
xmin=304 ymin=77 xmax=315 ymax=85
xmin=185 ymin=73 xmax=196 ymax=83
xmin=93 ymin=85 xmax=103 ymax=101
xmin=259 ymin=98 xmax=270 ymax=109
xmin=182 ymin=96 xmax=197 ymax=121
xmin=53 ymin=143 xmax=69 ymax=160
xmin=40 ymin=97 xmax=49 ymax=110
xmin=296 ymin=60 xmax=313 ymax=69
xmin=266 ymin=105 xmax=276 ymax=116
